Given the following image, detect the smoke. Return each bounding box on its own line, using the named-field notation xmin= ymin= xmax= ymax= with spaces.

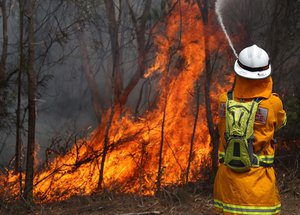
xmin=215 ymin=0 xmax=238 ymax=58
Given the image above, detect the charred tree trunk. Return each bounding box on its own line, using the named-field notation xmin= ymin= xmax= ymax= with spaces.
xmin=196 ymin=0 xmax=219 ymax=180
xmin=76 ymin=23 xmax=104 ymax=123
xmin=186 ymin=80 xmax=201 ymax=184
xmin=24 ymin=0 xmax=36 ymax=201
xmin=97 ymin=106 xmax=114 ymax=190
xmin=203 ymin=45 xmax=219 ymax=181
xmin=97 ymin=50 xmax=118 ymax=189
xmin=134 ymin=80 xmax=147 ymax=116
xmin=15 ymin=0 xmax=25 ymax=197
xmin=0 ymin=0 xmax=8 ymax=109
xmin=138 ymin=139 xmax=148 ymax=195
xmin=104 ymin=0 xmax=123 ymax=106
xmin=156 ymin=95 xmax=168 ymax=195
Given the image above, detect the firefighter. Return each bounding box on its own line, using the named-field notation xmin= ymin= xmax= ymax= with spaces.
xmin=213 ymin=44 xmax=287 ymax=215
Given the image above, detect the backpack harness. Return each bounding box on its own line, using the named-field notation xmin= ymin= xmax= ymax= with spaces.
xmin=219 ymin=91 xmax=272 ymax=172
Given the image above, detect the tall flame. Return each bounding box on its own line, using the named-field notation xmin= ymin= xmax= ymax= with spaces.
xmin=1 ymin=1 xmax=229 ymax=202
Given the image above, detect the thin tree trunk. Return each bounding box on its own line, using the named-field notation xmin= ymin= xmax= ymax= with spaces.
xmin=104 ymin=0 xmax=123 ymax=106
xmin=134 ymin=80 xmax=147 ymax=116
xmin=156 ymin=96 xmax=167 ymax=195
xmin=138 ymin=139 xmax=148 ymax=195
xmin=121 ymin=0 xmax=152 ymax=105
xmin=24 ymin=0 xmax=36 ymax=201
xmin=0 ymin=0 xmax=8 ymax=83
xmin=98 ymin=102 xmax=115 ymax=190
xmin=75 ymin=23 xmax=103 ymax=123
xmin=186 ymin=80 xmax=201 ymax=184
xmin=15 ymin=0 xmax=25 ymax=198
xmin=196 ymin=0 xmax=219 ymax=180
xmin=0 ymin=0 xmax=8 ymax=109
xmin=203 ymin=45 xmax=219 ymax=180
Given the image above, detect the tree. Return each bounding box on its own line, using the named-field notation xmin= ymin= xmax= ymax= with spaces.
xmin=76 ymin=23 xmax=104 ymax=123
xmin=103 ymin=0 xmax=123 ymax=107
xmin=73 ymin=0 xmax=153 ymax=120
xmin=0 ymin=0 xmax=8 ymax=113
xmin=24 ymin=0 xmax=36 ymax=201
xmin=15 ymin=0 xmax=25 ymax=198
xmin=195 ymin=0 xmax=219 ymax=180
xmin=71 ymin=0 xmax=155 ymax=189
xmin=103 ymin=0 xmax=153 ymax=109
xmin=121 ymin=0 xmax=152 ymax=106
xmin=0 ymin=0 xmax=8 ymax=88
xmin=186 ymin=80 xmax=201 ymax=184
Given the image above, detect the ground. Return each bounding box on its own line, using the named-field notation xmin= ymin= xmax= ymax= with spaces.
xmin=1 ymin=158 xmax=299 ymax=215
xmin=1 ymin=185 xmax=299 ymax=215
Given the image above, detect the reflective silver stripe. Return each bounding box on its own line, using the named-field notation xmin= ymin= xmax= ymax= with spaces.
xmin=276 ymin=115 xmax=287 ymax=131
xmin=259 ymin=155 xmax=274 ymax=164
xmin=214 ymin=199 xmax=281 ymax=215
xmin=282 ymin=115 xmax=287 ymax=127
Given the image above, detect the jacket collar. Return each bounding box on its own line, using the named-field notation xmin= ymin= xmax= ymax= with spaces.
xmin=233 ymin=75 xmax=273 ymax=99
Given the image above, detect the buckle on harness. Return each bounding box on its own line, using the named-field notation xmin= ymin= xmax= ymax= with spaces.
xmin=251 ymin=154 xmax=259 ymax=167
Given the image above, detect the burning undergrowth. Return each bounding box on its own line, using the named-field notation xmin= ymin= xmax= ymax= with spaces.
xmin=0 ymin=1 xmax=229 ymax=203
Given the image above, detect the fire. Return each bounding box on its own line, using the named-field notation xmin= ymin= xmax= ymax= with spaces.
xmin=1 ymin=1 xmax=229 ymax=202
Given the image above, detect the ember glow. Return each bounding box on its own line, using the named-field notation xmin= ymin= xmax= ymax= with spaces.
xmin=1 ymin=2 xmax=228 ymax=202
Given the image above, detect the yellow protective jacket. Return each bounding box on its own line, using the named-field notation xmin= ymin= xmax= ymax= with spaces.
xmin=213 ymin=76 xmax=287 ymax=215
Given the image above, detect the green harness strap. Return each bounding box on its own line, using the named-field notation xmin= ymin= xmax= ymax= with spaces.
xmin=220 ymin=91 xmax=272 ymax=169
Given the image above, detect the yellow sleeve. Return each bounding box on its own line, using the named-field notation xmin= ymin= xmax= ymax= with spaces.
xmin=270 ymin=93 xmax=287 ymax=130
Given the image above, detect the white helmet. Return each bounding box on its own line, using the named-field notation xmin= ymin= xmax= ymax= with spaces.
xmin=234 ymin=44 xmax=271 ymax=79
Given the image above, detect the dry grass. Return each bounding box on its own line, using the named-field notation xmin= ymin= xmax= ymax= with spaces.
xmin=1 ymin=152 xmax=299 ymax=215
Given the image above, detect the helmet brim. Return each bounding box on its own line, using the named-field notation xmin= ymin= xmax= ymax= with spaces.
xmin=234 ymin=60 xmax=271 ymax=79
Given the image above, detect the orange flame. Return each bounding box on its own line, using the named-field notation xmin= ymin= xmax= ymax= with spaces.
xmin=1 ymin=1 xmax=230 ymax=202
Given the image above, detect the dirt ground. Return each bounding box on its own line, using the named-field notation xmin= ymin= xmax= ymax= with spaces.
xmin=1 ymin=160 xmax=299 ymax=215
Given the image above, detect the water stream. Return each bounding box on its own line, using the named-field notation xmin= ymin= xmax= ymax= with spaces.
xmin=215 ymin=0 xmax=238 ymax=58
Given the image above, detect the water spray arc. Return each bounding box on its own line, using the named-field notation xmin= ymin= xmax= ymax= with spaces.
xmin=215 ymin=0 xmax=238 ymax=58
